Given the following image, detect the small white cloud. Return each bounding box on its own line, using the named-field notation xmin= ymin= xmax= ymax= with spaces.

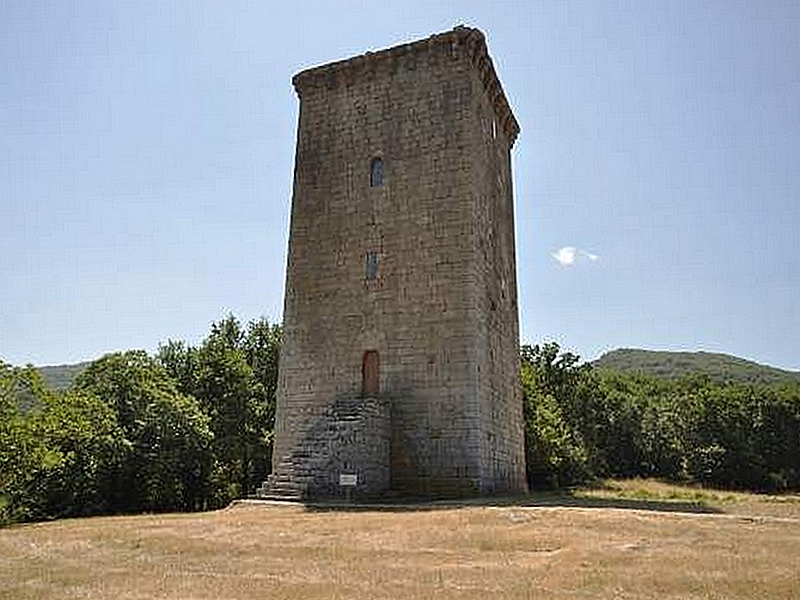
xmin=552 ymin=246 xmax=578 ymax=265
xmin=552 ymin=246 xmax=599 ymax=266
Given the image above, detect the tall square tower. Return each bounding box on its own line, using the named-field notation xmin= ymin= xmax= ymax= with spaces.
xmin=266 ymin=27 xmax=527 ymax=498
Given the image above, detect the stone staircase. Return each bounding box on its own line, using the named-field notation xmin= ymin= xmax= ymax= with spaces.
xmin=254 ymin=454 xmax=313 ymax=500
xmin=255 ymin=396 xmax=390 ymax=501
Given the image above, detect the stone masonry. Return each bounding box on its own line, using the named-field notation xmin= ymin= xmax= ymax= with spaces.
xmin=261 ymin=26 xmax=527 ymax=499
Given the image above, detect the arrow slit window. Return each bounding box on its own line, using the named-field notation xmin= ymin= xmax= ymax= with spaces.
xmin=365 ymin=251 xmax=379 ymax=280
xmin=370 ymin=158 xmax=383 ymax=187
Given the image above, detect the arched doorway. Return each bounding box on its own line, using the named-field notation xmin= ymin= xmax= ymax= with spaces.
xmin=362 ymin=350 xmax=379 ymax=396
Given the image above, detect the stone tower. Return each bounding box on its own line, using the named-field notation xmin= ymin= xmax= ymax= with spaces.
xmin=263 ymin=26 xmax=527 ymax=499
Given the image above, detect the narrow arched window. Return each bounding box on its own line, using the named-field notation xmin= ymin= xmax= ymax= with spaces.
xmin=370 ymin=157 xmax=383 ymax=187
xmin=362 ymin=350 xmax=379 ymax=396
xmin=365 ymin=250 xmax=379 ymax=280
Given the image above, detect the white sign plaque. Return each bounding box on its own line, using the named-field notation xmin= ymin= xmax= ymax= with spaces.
xmin=339 ymin=473 xmax=358 ymax=487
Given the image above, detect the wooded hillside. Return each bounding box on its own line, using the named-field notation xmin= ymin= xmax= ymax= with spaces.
xmin=37 ymin=362 xmax=90 ymax=391
xmin=594 ymin=349 xmax=800 ymax=385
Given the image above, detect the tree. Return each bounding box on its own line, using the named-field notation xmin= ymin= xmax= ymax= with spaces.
xmin=158 ymin=316 xmax=281 ymax=504
xmin=0 ymin=362 xmax=125 ymax=523
xmin=0 ymin=362 xmax=41 ymax=523
xmin=520 ymin=344 xmax=590 ymax=488
xmin=74 ymin=351 xmax=213 ymax=512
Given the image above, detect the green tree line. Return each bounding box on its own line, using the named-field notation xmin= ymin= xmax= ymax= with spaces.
xmin=3 ymin=331 xmax=799 ymax=524
xmin=1 ymin=316 xmax=280 ymax=524
xmin=523 ymin=342 xmax=800 ymax=492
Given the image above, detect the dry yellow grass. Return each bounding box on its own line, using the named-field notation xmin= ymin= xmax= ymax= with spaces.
xmin=2 ymin=482 xmax=799 ymax=600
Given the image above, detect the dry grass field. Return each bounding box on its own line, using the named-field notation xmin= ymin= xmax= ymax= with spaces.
xmin=2 ymin=480 xmax=799 ymax=600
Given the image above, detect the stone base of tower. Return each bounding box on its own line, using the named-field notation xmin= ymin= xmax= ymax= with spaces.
xmin=257 ymin=396 xmax=528 ymax=501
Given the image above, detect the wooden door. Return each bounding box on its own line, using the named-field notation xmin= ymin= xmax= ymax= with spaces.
xmin=362 ymin=351 xmax=379 ymax=396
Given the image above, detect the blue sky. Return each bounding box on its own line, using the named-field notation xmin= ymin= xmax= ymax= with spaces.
xmin=1 ymin=1 xmax=798 ymax=370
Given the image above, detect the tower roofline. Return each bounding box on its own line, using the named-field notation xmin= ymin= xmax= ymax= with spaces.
xmin=292 ymin=26 xmax=520 ymax=147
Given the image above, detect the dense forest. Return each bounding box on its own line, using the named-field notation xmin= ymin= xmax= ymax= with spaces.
xmin=524 ymin=343 xmax=800 ymax=491
xmin=1 ymin=316 xmax=280 ymax=524
xmin=2 ymin=321 xmax=799 ymax=525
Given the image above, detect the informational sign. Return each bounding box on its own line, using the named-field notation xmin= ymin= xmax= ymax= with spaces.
xmin=339 ymin=473 xmax=358 ymax=487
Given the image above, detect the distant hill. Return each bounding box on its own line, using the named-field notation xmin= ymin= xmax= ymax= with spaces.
xmin=37 ymin=362 xmax=90 ymax=391
xmin=593 ymin=349 xmax=800 ymax=386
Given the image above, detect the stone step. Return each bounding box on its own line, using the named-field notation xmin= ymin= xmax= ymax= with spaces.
xmin=255 ymin=487 xmax=303 ymax=501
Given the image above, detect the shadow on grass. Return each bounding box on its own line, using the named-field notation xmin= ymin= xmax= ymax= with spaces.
xmin=298 ymin=489 xmax=722 ymax=515
xmin=509 ymin=492 xmax=722 ymax=514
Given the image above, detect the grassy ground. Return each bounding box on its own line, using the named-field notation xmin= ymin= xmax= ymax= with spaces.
xmin=1 ymin=480 xmax=799 ymax=600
